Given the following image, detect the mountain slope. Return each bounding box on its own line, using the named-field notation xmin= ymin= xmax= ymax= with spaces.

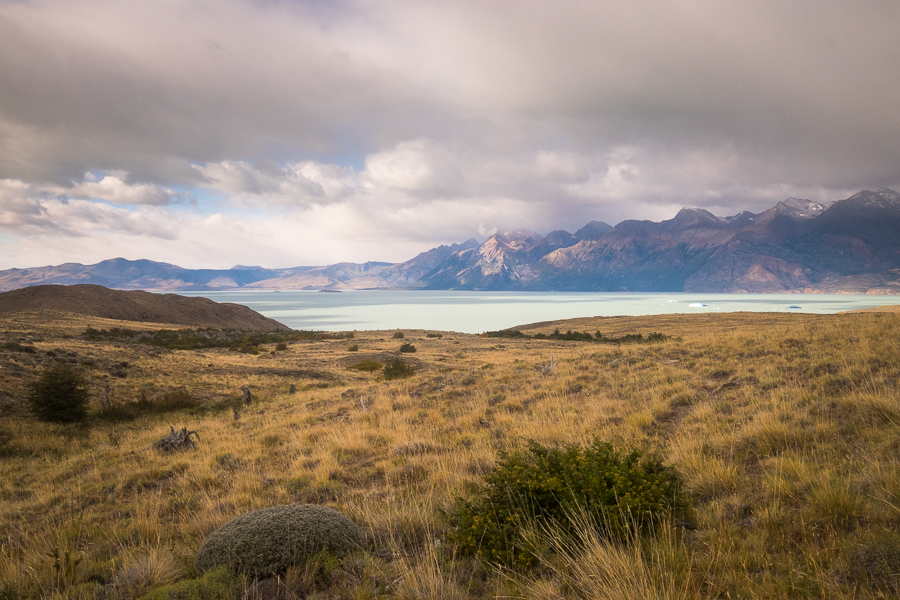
xmin=419 ymin=189 xmax=900 ymax=293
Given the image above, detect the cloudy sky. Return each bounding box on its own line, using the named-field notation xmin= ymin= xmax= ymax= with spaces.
xmin=1 ymin=0 xmax=899 ymax=269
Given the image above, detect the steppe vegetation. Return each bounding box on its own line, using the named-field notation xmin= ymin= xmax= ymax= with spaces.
xmin=1 ymin=308 xmax=900 ymax=598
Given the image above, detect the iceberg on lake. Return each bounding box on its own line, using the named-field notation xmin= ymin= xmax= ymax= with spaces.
xmin=689 ymin=303 xmax=707 ymax=308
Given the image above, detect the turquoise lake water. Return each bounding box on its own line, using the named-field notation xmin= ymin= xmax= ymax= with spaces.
xmin=180 ymin=290 xmax=900 ymax=334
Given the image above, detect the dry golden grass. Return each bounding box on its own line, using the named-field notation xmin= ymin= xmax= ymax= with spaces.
xmin=1 ymin=309 xmax=900 ymax=598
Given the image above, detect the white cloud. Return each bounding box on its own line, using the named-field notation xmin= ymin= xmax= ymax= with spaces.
xmin=69 ymin=172 xmax=179 ymax=205
xmin=364 ymin=139 xmax=452 ymax=192
xmin=194 ymin=161 xmax=326 ymax=205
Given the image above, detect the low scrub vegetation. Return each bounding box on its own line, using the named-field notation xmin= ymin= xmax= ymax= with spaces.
xmin=483 ymin=327 xmax=671 ymax=344
xmin=348 ymin=360 xmax=382 ymax=372
xmin=383 ymin=357 xmax=415 ymax=380
xmin=95 ymin=389 xmax=209 ymax=422
xmin=82 ymin=326 xmax=353 ymax=351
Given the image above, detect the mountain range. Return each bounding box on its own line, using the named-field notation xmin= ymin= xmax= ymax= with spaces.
xmin=2 ymin=189 xmax=899 ymax=294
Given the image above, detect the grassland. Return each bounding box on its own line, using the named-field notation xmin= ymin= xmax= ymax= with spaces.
xmin=1 ymin=308 xmax=900 ymax=598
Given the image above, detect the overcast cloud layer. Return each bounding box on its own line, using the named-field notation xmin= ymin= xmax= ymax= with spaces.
xmin=1 ymin=0 xmax=899 ymax=269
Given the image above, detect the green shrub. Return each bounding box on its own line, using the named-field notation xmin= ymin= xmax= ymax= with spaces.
xmin=275 ymin=342 xmax=288 ymax=351
xmin=399 ymin=343 xmax=417 ymax=353
xmin=347 ymin=344 xmax=359 ymax=352
xmin=447 ymin=440 xmax=688 ymax=567
xmin=383 ymin=358 xmax=415 ymax=380
xmin=27 ymin=364 xmax=90 ymax=423
xmin=392 ymin=331 xmax=405 ymax=339
xmin=137 ymin=566 xmax=244 ymax=600
xmin=1 ymin=340 xmax=37 ymax=353
xmin=194 ymin=504 xmax=362 ymax=576
xmin=348 ymin=360 xmax=381 ymax=372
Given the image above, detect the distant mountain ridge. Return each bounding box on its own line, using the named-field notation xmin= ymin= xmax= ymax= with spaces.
xmin=2 ymin=189 xmax=899 ymax=294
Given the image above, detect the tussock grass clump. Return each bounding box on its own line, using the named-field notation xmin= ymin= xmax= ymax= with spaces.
xmin=110 ymin=546 xmax=184 ymax=598
xmin=448 ymin=440 xmax=688 ymax=567
xmin=194 ymin=504 xmax=363 ymax=576
xmin=522 ymin=517 xmax=693 ymax=600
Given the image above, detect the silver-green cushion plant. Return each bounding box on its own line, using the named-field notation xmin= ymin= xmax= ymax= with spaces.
xmin=195 ymin=504 xmax=363 ymax=575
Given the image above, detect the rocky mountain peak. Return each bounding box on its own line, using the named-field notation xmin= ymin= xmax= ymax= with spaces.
xmin=575 ymin=220 xmax=613 ymax=240
xmin=494 ymin=229 xmax=544 ymax=252
xmin=724 ymin=211 xmax=758 ymax=227
xmin=775 ymin=197 xmax=830 ymax=219
xmin=663 ymin=208 xmax=726 ymax=231
xmin=842 ymin=188 xmax=900 ymax=210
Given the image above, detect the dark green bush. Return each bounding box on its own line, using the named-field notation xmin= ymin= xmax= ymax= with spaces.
xmin=27 ymin=364 xmax=90 ymax=423
xmin=399 ymin=343 xmax=417 ymax=353
xmin=1 ymin=340 xmax=37 ymax=353
xmin=392 ymin=331 xmax=405 ymax=339
xmin=383 ymin=358 xmax=415 ymax=380
xmin=447 ymin=440 xmax=688 ymax=568
xmin=137 ymin=566 xmax=243 ymax=600
xmin=275 ymin=342 xmax=288 ymax=351
xmin=194 ymin=504 xmax=362 ymax=576
xmin=481 ymin=329 xmax=671 ymax=344
xmin=347 ymin=344 xmax=359 ymax=352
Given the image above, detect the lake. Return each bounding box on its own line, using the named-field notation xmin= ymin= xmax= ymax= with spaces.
xmin=180 ymin=290 xmax=900 ymax=334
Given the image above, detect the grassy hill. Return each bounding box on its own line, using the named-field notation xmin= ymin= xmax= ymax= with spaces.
xmin=0 ymin=284 xmax=289 ymax=331
xmin=1 ymin=309 xmax=899 ymax=598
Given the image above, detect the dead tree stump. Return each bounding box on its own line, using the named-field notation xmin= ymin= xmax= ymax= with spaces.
xmin=289 ymin=384 xmax=296 ymax=395
xmin=153 ymin=426 xmax=200 ymax=454
xmin=241 ymin=385 xmax=252 ymax=405
xmin=100 ymin=384 xmax=112 ymax=409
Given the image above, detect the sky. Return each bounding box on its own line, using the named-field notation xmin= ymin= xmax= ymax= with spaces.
xmin=1 ymin=0 xmax=899 ymax=270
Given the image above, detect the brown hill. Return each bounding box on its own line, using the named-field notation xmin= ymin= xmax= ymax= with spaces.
xmin=0 ymin=284 xmax=289 ymax=330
